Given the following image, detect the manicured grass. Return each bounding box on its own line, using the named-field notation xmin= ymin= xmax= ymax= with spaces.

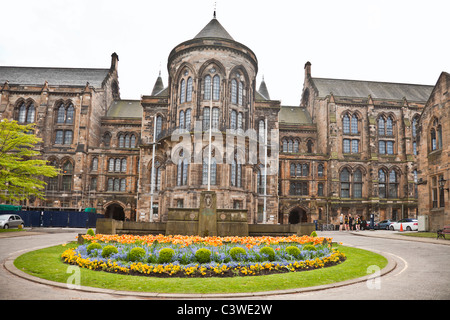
xmin=0 ymin=228 xmax=26 ymax=233
xmin=400 ymin=232 xmax=449 ymax=240
xmin=13 ymin=242 xmax=388 ymax=294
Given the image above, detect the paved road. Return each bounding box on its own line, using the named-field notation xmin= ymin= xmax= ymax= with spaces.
xmin=1 ymin=228 xmax=449 ymax=300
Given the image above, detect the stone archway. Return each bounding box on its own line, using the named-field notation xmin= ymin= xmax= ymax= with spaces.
xmin=104 ymin=202 xmax=126 ymax=221
xmin=289 ymin=206 xmax=308 ymax=224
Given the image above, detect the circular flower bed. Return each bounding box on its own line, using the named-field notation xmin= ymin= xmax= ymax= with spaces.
xmin=61 ymin=234 xmax=346 ymax=277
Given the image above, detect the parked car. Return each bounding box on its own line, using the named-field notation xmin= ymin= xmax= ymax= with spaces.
xmin=0 ymin=214 xmax=24 ymax=229
xmin=375 ymin=219 xmax=395 ymax=230
xmin=389 ymin=218 xmax=418 ymax=231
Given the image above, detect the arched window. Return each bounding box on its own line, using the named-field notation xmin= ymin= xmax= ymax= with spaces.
xmin=259 ymin=120 xmax=265 ymax=143
xmin=26 ymin=104 xmax=35 ymax=123
xmin=176 ymin=150 xmax=188 ymax=186
xmin=179 ymin=110 xmax=185 ymax=129
xmin=213 ymin=75 xmax=220 ymax=101
xmin=290 ymin=163 xmax=295 ymax=177
xmin=91 ymin=157 xmax=98 ymax=171
xmin=386 ymin=117 xmax=393 ymax=136
xmin=61 ymin=161 xmax=74 ymax=191
xmin=412 ymin=117 xmax=418 ymax=138
xmin=230 ymin=154 xmax=242 ymax=188
xmin=288 ymin=140 xmax=293 ymax=153
xmin=378 ymin=117 xmax=385 ymax=136
xmin=66 ymin=104 xmax=74 ymax=124
xmin=343 ymin=114 xmax=350 ymax=134
xmin=212 ymin=107 xmax=219 ymax=129
xmin=119 ymin=134 xmax=125 ymax=148
xmin=180 ymin=79 xmax=186 ymax=104
xmin=202 ymin=157 xmax=216 ymax=185
xmin=340 ymin=168 xmax=350 ymax=198
xmin=388 ymin=170 xmax=398 ymax=198
xmin=431 ymin=128 xmax=437 ymax=151
xmin=237 ymin=112 xmax=243 ymax=131
xmin=151 ymin=160 xmax=162 ymax=191
xmin=204 ymin=75 xmax=211 ymax=100
xmin=378 ymin=170 xmax=387 ymax=198
xmin=203 ymin=107 xmax=210 ymax=131
xmin=185 ymin=109 xmax=191 ymax=130
xmin=307 ymin=140 xmax=314 ymax=153
xmin=156 ymin=116 xmax=162 ymax=138
xmin=121 ymin=159 xmax=127 ymax=173
xmin=353 ymin=169 xmax=363 ymax=198
xmin=18 ymin=103 xmax=27 ymax=123
xmin=282 ymin=139 xmax=288 ymax=153
xmin=257 ymin=164 xmax=265 ymax=194
xmin=293 ymin=140 xmax=299 ymax=153
xmin=318 ymin=164 xmax=324 ymax=177
xmin=130 ymin=134 xmax=136 ymax=148
xmin=231 ymin=79 xmax=237 ymax=104
xmin=186 ymin=77 xmax=193 ymax=102
xmin=437 ymin=125 xmax=443 ymax=150
xmin=238 ymin=81 xmax=244 ymax=105
xmin=231 ymin=110 xmax=237 ymax=130
xmin=351 ymin=114 xmax=359 ymax=134
xmin=103 ymin=132 xmax=111 ymax=147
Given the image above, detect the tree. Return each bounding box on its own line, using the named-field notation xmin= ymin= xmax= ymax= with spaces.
xmin=0 ymin=119 xmax=59 ymax=202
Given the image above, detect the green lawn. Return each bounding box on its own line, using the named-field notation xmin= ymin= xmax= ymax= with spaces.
xmin=13 ymin=242 xmax=388 ymax=294
xmin=400 ymin=232 xmax=449 ymax=240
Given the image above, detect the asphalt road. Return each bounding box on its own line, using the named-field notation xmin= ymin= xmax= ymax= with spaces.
xmin=1 ymin=228 xmax=449 ymax=300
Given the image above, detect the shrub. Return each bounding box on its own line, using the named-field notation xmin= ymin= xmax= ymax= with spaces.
xmin=259 ymin=246 xmax=275 ymax=261
xmin=86 ymin=228 xmax=95 ymax=236
xmin=310 ymin=231 xmax=318 ymax=237
xmin=285 ymin=246 xmax=301 ymax=258
xmin=128 ymin=247 xmax=146 ymax=262
xmin=303 ymin=244 xmax=317 ymax=251
xmin=87 ymin=242 xmax=102 ymax=253
xmin=158 ymin=248 xmax=175 ymax=264
xmin=101 ymin=245 xmax=118 ymax=258
xmin=195 ymin=248 xmax=212 ymax=264
xmin=229 ymin=247 xmax=246 ymax=261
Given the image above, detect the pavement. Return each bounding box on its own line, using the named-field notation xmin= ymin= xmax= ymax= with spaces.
xmin=1 ymin=227 xmax=450 ymax=299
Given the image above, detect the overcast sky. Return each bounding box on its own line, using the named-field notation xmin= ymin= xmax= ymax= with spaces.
xmin=1 ymin=0 xmax=449 ymax=106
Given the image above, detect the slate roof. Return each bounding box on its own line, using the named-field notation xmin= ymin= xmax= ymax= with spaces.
xmin=279 ymin=106 xmax=313 ymax=125
xmin=0 ymin=66 xmax=110 ymax=87
xmin=310 ymin=77 xmax=434 ymax=102
xmin=194 ymin=18 xmax=234 ymax=41
xmin=106 ymin=100 xmax=142 ymax=118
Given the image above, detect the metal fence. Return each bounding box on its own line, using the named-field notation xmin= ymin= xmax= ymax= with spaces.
xmin=1 ymin=210 xmax=102 ymax=228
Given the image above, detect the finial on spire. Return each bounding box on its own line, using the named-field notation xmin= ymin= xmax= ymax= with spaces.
xmin=213 ymin=1 xmax=217 ymax=19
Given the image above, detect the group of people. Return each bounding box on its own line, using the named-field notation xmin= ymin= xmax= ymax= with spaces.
xmin=338 ymin=212 xmax=365 ymax=231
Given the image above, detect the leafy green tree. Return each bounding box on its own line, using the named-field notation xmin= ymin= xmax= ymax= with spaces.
xmin=0 ymin=119 xmax=59 ymax=202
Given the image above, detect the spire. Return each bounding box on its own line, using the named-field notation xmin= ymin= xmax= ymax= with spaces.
xmin=151 ymin=71 xmax=164 ymax=96
xmin=258 ymin=76 xmax=271 ymax=100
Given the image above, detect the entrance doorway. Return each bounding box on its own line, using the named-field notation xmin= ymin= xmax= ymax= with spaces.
xmin=289 ymin=207 xmax=308 ymax=224
xmin=105 ymin=203 xmax=125 ymax=220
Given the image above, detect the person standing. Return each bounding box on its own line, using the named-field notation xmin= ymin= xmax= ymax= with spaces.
xmin=339 ymin=212 xmax=344 ymax=231
xmin=344 ymin=214 xmax=349 ymax=231
xmin=348 ymin=214 xmax=353 ymax=231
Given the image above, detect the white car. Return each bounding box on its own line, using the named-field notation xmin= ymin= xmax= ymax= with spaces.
xmin=389 ymin=218 xmax=418 ymax=231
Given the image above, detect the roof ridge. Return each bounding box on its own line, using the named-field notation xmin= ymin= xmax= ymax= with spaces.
xmin=312 ymin=76 xmax=434 ymax=88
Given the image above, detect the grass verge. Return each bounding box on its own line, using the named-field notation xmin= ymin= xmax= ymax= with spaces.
xmin=13 ymin=242 xmax=388 ymax=294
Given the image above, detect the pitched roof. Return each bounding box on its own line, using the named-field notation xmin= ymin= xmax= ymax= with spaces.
xmin=151 ymin=73 xmax=165 ymax=96
xmin=0 ymin=66 xmax=110 ymax=87
xmin=106 ymin=100 xmax=142 ymax=118
xmin=194 ymin=18 xmax=234 ymax=41
xmin=279 ymin=106 xmax=313 ymax=125
xmin=258 ymin=79 xmax=271 ymax=100
xmin=311 ymin=77 xmax=434 ymax=102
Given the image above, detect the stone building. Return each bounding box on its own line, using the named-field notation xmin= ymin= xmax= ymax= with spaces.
xmin=299 ymin=62 xmax=435 ymax=225
xmin=0 ymin=15 xmax=447 ymax=227
xmin=417 ymin=72 xmax=450 ymax=231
